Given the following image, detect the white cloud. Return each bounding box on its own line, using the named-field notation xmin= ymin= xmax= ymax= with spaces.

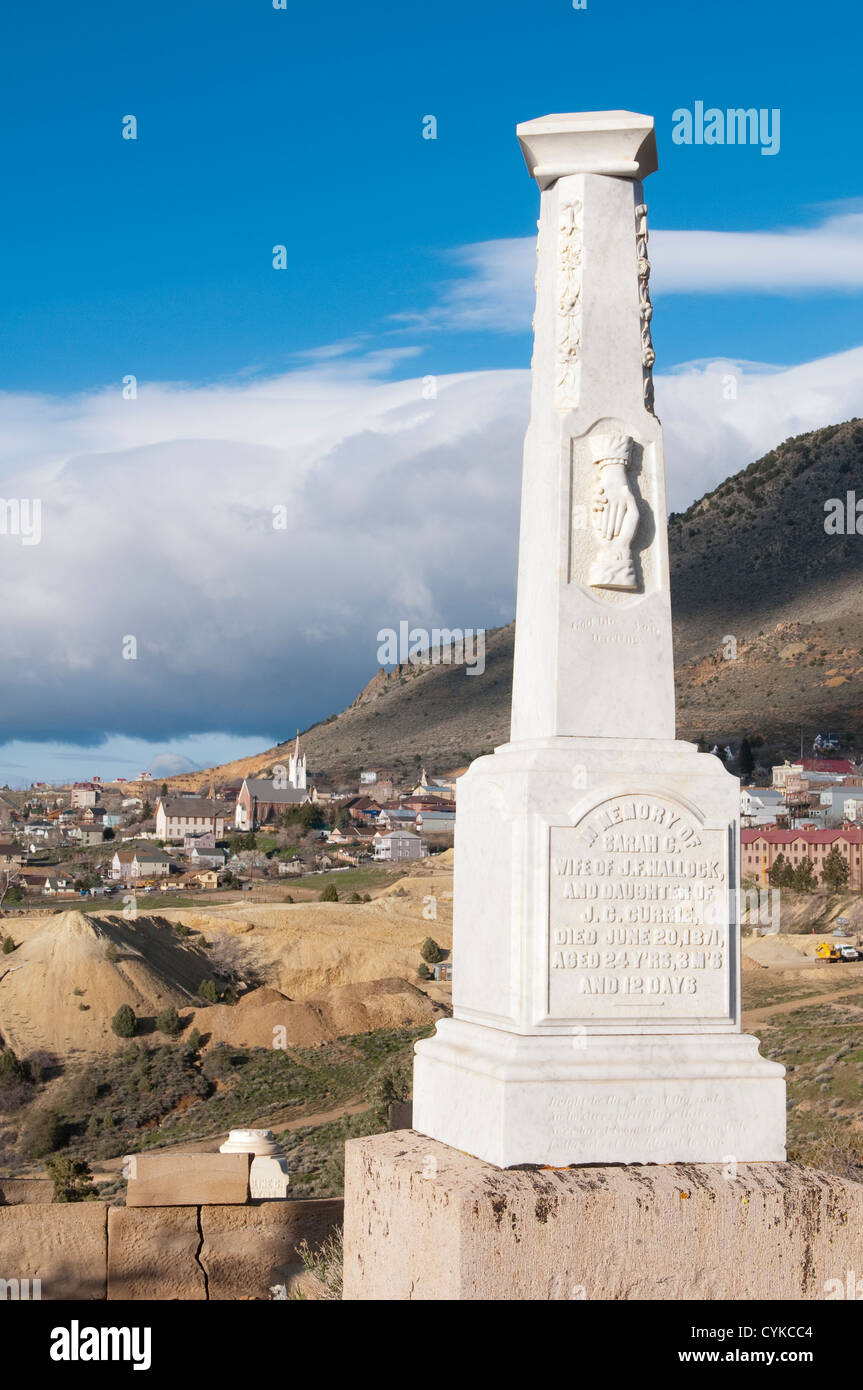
xmin=659 ymin=347 xmax=863 ymax=510
xmin=421 ymin=212 xmax=863 ymax=334
xmin=0 ymin=359 xmax=528 ymax=747
xmin=2 ymin=339 xmax=863 ymax=757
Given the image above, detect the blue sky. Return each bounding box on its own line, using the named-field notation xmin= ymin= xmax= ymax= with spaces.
xmin=1 ymin=0 xmax=863 ymax=783
xmin=3 ymin=0 xmax=861 ymax=389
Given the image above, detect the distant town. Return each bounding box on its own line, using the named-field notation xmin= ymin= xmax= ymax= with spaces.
xmin=0 ymin=735 xmax=457 ymax=908
xmin=2 ymin=730 xmax=863 ymax=909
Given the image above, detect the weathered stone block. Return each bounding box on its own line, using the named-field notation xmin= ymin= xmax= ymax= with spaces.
xmin=0 ymin=1178 xmax=54 ymax=1205
xmin=343 ymin=1131 xmax=863 ymax=1301
xmin=125 ymin=1151 xmax=250 ymax=1206
xmin=107 ymin=1206 xmax=206 ymax=1300
xmin=0 ymin=1203 xmax=107 ymax=1299
xmin=200 ymin=1198 xmax=343 ymax=1300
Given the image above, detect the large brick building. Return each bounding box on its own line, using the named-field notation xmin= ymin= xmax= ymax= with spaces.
xmin=234 ymin=778 xmax=309 ymax=830
xmin=155 ymin=797 xmax=227 ymax=843
xmin=742 ymin=827 xmax=863 ymax=889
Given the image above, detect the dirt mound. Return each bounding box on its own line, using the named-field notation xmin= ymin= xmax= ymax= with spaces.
xmin=151 ymin=890 xmax=453 ymax=1000
xmin=742 ymin=935 xmax=815 ymax=969
xmin=190 ymin=976 xmax=446 ymax=1050
xmin=0 ymin=912 xmax=209 ymax=1058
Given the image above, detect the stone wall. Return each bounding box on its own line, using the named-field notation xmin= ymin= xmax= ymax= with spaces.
xmin=0 ymin=1197 xmax=342 ymax=1300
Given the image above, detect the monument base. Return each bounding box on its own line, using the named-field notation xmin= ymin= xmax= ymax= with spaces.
xmin=342 ymin=1131 xmax=862 ymax=1301
xmin=413 ymin=1019 xmax=785 ymax=1166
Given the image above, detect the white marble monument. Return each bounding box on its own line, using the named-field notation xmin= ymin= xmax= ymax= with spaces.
xmin=412 ymin=111 xmax=786 ymax=1167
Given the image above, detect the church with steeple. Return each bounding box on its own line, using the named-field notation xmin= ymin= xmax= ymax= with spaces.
xmin=288 ymin=731 xmax=307 ymax=790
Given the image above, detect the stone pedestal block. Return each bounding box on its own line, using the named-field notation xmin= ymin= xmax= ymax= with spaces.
xmin=343 ymin=1132 xmax=863 ymax=1301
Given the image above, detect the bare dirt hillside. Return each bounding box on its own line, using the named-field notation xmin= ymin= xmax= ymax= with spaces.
xmin=161 ymin=419 xmax=863 ymax=787
xmin=0 ymin=860 xmax=453 ymax=1059
xmin=154 ymin=866 xmax=453 ymax=1000
xmin=0 ymin=912 xmax=206 ymax=1059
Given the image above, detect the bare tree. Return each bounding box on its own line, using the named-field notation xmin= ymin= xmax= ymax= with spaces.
xmin=0 ymin=868 xmax=22 ymax=911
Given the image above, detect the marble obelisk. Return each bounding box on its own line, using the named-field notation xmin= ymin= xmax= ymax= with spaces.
xmin=412 ymin=112 xmax=786 ymax=1166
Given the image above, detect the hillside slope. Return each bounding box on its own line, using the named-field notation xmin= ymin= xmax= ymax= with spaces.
xmin=165 ymin=418 xmax=863 ymax=785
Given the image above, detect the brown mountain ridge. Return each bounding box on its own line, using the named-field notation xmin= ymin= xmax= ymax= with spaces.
xmin=167 ymin=417 xmax=863 ymax=788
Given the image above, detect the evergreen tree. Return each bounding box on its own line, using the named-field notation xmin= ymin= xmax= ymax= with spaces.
xmin=738 ymin=738 xmax=755 ymax=778
xmin=821 ymin=846 xmax=850 ymax=893
xmin=792 ymin=858 xmax=818 ymax=892
xmin=111 ymin=1004 xmax=137 ymax=1037
xmin=47 ymin=1155 xmax=97 ymax=1203
xmin=155 ymin=1006 xmax=182 ymax=1036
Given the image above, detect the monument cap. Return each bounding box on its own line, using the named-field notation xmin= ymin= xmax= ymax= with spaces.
xmin=517 ymin=110 xmax=657 ymax=189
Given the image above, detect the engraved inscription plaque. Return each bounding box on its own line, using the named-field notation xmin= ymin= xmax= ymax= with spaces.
xmin=548 ymin=794 xmax=732 ymax=1025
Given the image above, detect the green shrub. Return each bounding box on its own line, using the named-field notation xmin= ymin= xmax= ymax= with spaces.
xmin=155 ymin=1006 xmax=182 ymax=1036
xmin=111 ymin=1004 xmax=137 ymax=1038
xmin=2 ymin=935 xmax=15 ymax=955
xmin=202 ymin=1043 xmax=244 ymax=1081
xmin=291 ymin=1229 xmax=344 ymax=1301
xmin=319 ymin=884 xmax=338 ymax=902
xmin=367 ymin=1055 xmax=412 ymax=1130
xmin=185 ymin=1027 xmax=202 ymax=1053
xmin=47 ymin=1154 xmax=97 ymax=1203
xmin=417 ymin=962 xmax=433 ymax=980
xmin=198 ymin=978 xmax=218 ymax=1003
xmin=22 ymin=1109 xmax=68 ymax=1159
xmin=420 ymin=937 xmax=443 ymax=964
xmin=0 ymin=1048 xmax=25 ymax=1083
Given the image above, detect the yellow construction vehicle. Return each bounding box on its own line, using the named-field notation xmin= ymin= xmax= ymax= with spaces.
xmin=816 ymin=941 xmax=842 ymax=962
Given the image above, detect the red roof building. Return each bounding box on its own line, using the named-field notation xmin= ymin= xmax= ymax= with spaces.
xmin=797 ymin=758 xmax=859 ymax=776
xmin=742 ymin=826 xmax=863 ymax=889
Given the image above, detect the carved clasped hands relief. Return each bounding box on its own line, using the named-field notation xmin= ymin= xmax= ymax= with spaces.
xmin=588 ymin=432 xmax=639 ymax=591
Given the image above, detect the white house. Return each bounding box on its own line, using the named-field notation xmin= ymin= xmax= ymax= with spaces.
xmin=740 ymin=787 xmax=786 ymax=827
xmin=111 ymin=847 xmax=172 ymax=880
xmin=373 ymin=829 xmax=428 ymax=862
